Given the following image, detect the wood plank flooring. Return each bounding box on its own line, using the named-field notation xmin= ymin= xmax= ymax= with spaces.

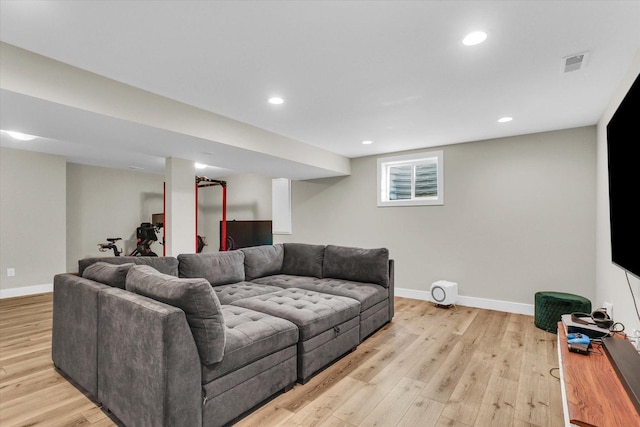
xmin=0 ymin=294 xmax=564 ymax=426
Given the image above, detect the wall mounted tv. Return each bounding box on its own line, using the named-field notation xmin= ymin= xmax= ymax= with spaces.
xmin=221 ymin=220 xmax=273 ymax=250
xmin=606 ymin=72 xmax=640 ymax=279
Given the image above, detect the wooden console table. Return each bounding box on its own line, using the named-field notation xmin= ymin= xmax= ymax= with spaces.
xmin=557 ymin=321 xmax=640 ymax=426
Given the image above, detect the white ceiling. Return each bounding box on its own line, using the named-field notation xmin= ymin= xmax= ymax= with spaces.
xmin=1 ymin=1 xmax=639 ymax=178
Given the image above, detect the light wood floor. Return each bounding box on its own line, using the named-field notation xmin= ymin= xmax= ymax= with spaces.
xmin=0 ymin=293 xmax=564 ymax=427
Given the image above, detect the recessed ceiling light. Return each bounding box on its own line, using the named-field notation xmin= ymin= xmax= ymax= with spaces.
xmin=195 ymin=163 xmax=208 ymax=169
xmin=463 ymin=31 xmax=487 ymax=46
xmin=3 ymin=130 xmax=38 ymax=141
xmin=128 ymin=166 xmax=144 ymax=170
xmin=268 ymin=97 xmax=284 ymax=105
xmin=362 ymin=140 xmax=374 ymax=145
xmin=498 ymin=117 xmax=513 ymax=123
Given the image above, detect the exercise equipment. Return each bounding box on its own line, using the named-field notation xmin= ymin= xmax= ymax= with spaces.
xmin=196 ymin=176 xmax=228 ymax=252
xmin=97 ymin=172 xmax=224 ymax=257
xmin=97 ymin=222 xmax=160 ymax=257
xmin=98 ymin=238 xmax=123 ymax=256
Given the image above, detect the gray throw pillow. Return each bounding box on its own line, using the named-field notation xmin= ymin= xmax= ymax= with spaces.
xmin=178 ymin=251 xmax=245 ymax=286
xmin=323 ymin=245 xmax=390 ymax=287
xmin=282 ymin=243 xmax=325 ymax=278
xmin=78 ymin=256 xmax=179 ymax=276
xmin=241 ymin=244 xmax=284 ymax=280
xmin=125 ymin=265 xmax=226 ymax=365
xmin=82 ymin=261 xmax=134 ymax=289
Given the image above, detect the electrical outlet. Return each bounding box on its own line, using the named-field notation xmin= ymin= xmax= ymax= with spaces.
xmin=7 ymin=268 xmax=15 ymax=277
xmin=603 ymin=301 xmax=614 ymax=319
xmin=633 ymin=330 xmax=640 ymax=352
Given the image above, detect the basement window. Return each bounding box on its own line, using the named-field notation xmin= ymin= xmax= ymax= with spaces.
xmin=377 ymin=150 xmax=444 ymax=207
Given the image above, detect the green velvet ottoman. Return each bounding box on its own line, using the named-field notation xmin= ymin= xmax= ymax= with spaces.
xmin=534 ymin=291 xmax=591 ymax=333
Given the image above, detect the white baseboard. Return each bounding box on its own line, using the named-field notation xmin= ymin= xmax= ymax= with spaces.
xmin=395 ymin=287 xmax=534 ymax=316
xmin=0 ymin=283 xmax=534 ymax=315
xmin=0 ymin=283 xmax=53 ymax=299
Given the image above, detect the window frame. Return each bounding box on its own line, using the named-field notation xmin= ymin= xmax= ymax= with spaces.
xmin=377 ymin=150 xmax=444 ymax=207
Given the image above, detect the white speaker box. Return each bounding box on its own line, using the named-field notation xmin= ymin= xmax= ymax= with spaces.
xmin=430 ymin=280 xmax=458 ymax=306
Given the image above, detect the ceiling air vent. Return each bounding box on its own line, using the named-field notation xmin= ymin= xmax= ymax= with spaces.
xmin=562 ymin=52 xmax=589 ymax=73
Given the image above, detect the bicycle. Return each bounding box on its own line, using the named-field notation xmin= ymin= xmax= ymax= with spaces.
xmin=97 ymin=222 xmax=160 ymax=257
xmin=98 ymin=238 xmax=123 ymax=256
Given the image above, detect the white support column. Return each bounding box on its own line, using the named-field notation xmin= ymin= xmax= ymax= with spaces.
xmin=272 ymin=178 xmax=292 ymax=234
xmin=165 ymin=157 xmax=195 ymax=256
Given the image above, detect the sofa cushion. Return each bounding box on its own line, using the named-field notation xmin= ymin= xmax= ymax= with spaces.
xmin=125 ymin=265 xmax=226 ymax=365
xmin=212 ymin=282 xmax=283 ymax=305
xmin=78 ymin=256 xmax=179 ymax=276
xmin=178 ymin=251 xmax=245 ymax=286
xmin=282 ymin=243 xmax=325 ymax=278
xmin=251 ymin=274 xmax=321 ymax=289
xmin=252 ymin=275 xmax=387 ymax=312
xmin=323 ymin=245 xmax=390 ymax=288
xmin=201 ymin=305 xmax=298 ymax=383
xmin=295 ymin=278 xmax=389 ymax=312
xmin=231 ymin=288 xmax=360 ymax=340
xmin=241 ymin=244 xmax=284 ymax=281
xmin=82 ymin=261 xmax=134 ymax=289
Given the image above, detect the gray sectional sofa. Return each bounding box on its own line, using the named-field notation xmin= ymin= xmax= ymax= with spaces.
xmin=52 ymin=243 xmax=394 ymax=427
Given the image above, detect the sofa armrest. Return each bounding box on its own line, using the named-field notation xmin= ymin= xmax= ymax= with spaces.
xmin=388 ymin=259 xmax=395 ymax=320
xmin=98 ymin=288 xmax=202 ymax=427
xmin=52 ymin=273 xmax=109 ymax=399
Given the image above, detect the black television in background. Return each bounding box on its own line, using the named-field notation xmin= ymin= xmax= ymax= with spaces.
xmin=606 ymin=72 xmax=640 ymax=279
xmin=221 ymin=220 xmax=273 ymax=250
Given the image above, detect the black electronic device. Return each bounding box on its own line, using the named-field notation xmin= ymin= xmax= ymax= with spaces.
xmin=568 ymin=342 xmax=590 ymax=355
xmin=561 ymin=314 xmax=611 ymax=339
xmin=606 ymin=72 xmax=640 ymax=279
xmin=571 ymin=309 xmax=613 ymax=329
xmin=222 ymin=220 xmax=273 ymax=250
xmin=590 ymin=308 xmax=614 ymax=328
xmin=567 ymin=332 xmax=591 ymax=355
xmin=601 ymin=336 xmax=640 ymax=414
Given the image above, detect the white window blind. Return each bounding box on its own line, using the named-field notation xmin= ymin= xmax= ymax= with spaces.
xmin=378 ymin=150 xmax=443 ymax=207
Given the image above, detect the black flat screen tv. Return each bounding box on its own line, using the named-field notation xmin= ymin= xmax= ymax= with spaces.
xmin=221 ymin=220 xmax=273 ymax=250
xmin=606 ymin=72 xmax=640 ymax=279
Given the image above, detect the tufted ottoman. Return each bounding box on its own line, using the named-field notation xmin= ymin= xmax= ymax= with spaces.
xmin=534 ymin=291 xmax=592 ymax=333
xmin=231 ymin=288 xmax=361 ymax=383
xmin=200 ymin=305 xmax=299 ymax=424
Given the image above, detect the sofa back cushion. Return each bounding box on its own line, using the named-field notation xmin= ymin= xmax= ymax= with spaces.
xmin=281 ymin=243 xmax=325 ymax=278
xmin=241 ymin=244 xmax=284 ymax=280
xmin=125 ymin=265 xmax=226 ymax=365
xmin=82 ymin=261 xmax=134 ymax=289
xmin=78 ymin=256 xmax=179 ymax=277
xmin=178 ymin=251 xmax=245 ymax=286
xmin=323 ymin=245 xmax=390 ymax=288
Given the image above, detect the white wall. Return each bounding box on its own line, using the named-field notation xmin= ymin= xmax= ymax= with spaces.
xmin=66 ymin=163 xmax=164 ymax=271
xmin=595 ymin=51 xmax=640 ymax=332
xmin=2 ymin=125 xmax=599 ymax=315
xmin=198 ymin=173 xmax=273 ymax=252
xmin=276 ymin=127 xmax=597 ymax=310
xmin=0 ymin=148 xmax=66 ymax=296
